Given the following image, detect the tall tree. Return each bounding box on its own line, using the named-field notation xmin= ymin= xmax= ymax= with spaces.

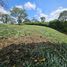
xmin=40 ymin=17 xmax=45 ymax=22
xmin=23 ymin=18 xmax=31 ymax=23
xmin=10 ymin=7 xmax=27 ymax=24
xmin=31 ymin=17 xmax=39 ymax=22
xmin=58 ymin=11 xmax=67 ymax=21
xmin=1 ymin=14 xmax=10 ymax=23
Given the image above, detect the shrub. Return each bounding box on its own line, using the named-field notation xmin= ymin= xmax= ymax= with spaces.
xmin=0 ymin=42 xmax=67 ymax=67
xmin=49 ymin=20 xmax=67 ymax=34
xmin=23 ymin=22 xmax=49 ymax=27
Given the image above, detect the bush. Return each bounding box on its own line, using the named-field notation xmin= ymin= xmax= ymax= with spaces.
xmin=49 ymin=20 xmax=67 ymax=34
xmin=23 ymin=22 xmax=49 ymax=27
xmin=49 ymin=20 xmax=62 ymax=30
xmin=61 ymin=21 xmax=67 ymax=33
xmin=0 ymin=42 xmax=67 ymax=67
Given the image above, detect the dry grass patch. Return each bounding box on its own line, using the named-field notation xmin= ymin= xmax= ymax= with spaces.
xmin=0 ymin=35 xmax=49 ymax=49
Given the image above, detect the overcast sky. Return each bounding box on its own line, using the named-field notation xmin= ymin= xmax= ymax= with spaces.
xmin=0 ymin=0 xmax=67 ymax=21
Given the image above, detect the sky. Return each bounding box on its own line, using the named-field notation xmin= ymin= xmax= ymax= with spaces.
xmin=0 ymin=0 xmax=67 ymax=21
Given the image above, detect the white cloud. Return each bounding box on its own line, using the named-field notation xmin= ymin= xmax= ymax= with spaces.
xmin=35 ymin=7 xmax=67 ymax=21
xmin=11 ymin=5 xmax=67 ymax=22
xmin=0 ymin=6 xmax=8 ymax=15
xmin=14 ymin=2 xmax=36 ymax=10
xmin=47 ymin=7 xmax=67 ymax=21
xmin=35 ymin=8 xmax=48 ymax=21
xmin=24 ymin=2 xmax=36 ymax=10
xmin=15 ymin=5 xmax=23 ymax=9
xmin=10 ymin=5 xmax=23 ymax=12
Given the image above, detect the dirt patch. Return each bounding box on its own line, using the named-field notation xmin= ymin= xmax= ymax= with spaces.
xmin=0 ymin=35 xmax=49 ymax=49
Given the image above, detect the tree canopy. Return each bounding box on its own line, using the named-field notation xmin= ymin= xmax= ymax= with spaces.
xmin=10 ymin=7 xmax=27 ymax=24
xmin=40 ymin=17 xmax=45 ymax=22
xmin=58 ymin=11 xmax=67 ymax=21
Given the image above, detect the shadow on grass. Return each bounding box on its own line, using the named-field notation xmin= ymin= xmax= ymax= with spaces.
xmin=0 ymin=42 xmax=67 ymax=67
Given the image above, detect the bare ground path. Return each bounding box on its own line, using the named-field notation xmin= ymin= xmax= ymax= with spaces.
xmin=0 ymin=35 xmax=49 ymax=49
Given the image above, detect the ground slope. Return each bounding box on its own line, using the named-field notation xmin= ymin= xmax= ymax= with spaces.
xmin=0 ymin=24 xmax=67 ymax=43
xmin=0 ymin=24 xmax=67 ymax=67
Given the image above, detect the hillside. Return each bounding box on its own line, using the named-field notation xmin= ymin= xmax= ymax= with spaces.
xmin=0 ymin=24 xmax=67 ymax=44
xmin=0 ymin=24 xmax=67 ymax=67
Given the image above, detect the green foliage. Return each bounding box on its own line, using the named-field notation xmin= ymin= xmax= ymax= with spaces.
xmin=23 ymin=18 xmax=31 ymax=23
xmin=31 ymin=17 xmax=39 ymax=22
xmin=61 ymin=21 xmax=67 ymax=33
xmin=49 ymin=20 xmax=62 ymax=30
xmin=10 ymin=7 xmax=27 ymax=24
xmin=40 ymin=16 xmax=45 ymax=22
xmin=58 ymin=11 xmax=67 ymax=21
xmin=49 ymin=20 xmax=67 ymax=34
xmin=1 ymin=14 xmax=11 ymax=24
xmin=23 ymin=22 xmax=49 ymax=27
xmin=0 ymin=42 xmax=67 ymax=67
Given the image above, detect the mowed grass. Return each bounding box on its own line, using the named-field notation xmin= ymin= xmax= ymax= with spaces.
xmin=0 ymin=24 xmax=67 ymax=43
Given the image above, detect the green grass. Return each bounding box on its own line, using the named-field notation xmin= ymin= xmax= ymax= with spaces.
xmin=0 ymin=24 xmax=67 ymax=43
xmin=0 ymin=24 xmax=67 ymax=67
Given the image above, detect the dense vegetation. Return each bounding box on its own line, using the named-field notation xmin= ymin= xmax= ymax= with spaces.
xmin=0 ymin=4 xmax=67 ymax=34
xmin=23 ymin=20 xmax=67 ymax=34
xmin=0 ymin=42 xmax=67 ymax=67
xmin=0 ymin=24 xmax=67 ymax=67
xmin=0 ymin=1 xmax=67 ymax=67
xmin=49 ymin=20 xmax=67 ymax=34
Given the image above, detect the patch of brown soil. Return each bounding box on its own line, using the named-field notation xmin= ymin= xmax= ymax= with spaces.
xmin=0 ymin=35 xmax=49 ymax=49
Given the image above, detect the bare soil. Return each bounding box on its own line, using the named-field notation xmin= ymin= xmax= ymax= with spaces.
xmin=0 ymin=35 xmax=49 ymax=49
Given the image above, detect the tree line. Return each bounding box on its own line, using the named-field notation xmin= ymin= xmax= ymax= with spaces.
xmin=0 ymin=6 xmax=46 ymax=24
xmin=0 ymin=0 xmax=67 ymax=34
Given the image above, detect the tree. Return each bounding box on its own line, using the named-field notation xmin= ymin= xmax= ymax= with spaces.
xmin=0 ymin=0 xmax=9 ymax=23
xmin=8 ymin=16 xmax=17 ymax=24
xmin=10 ymin=7 xmax=27 ymax=24
xmin=0 ymin=0 xmax=6 ymax=16
xmin=23 ymin=18 xmax=31 ymax=23
xmin=31 ymin=17 xmax=39 ymax=22
xmin=58 ymin=11 xmax=67 ymax=21
xmin=40 ymin=17 xmax=45 ymax=22
xmin=0 ymin=13 xmax=16 ymax=24
xmin=49 ymin=19 xmax=62 ymax=31
xmin=1 ymin=14 xmax=10 ymax=23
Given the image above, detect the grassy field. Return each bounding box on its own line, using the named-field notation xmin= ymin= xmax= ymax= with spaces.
xmin=0 ymin=24 xmax=67 ymax=43
xmin=0 ymin=24 xmax=67 ymax=67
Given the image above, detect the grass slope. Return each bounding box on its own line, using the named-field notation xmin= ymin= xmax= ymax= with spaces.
xmin=0 ymin=24 xmax=67 ymax=67
xmin=0 ymin=24 xmax=67 ymax=43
